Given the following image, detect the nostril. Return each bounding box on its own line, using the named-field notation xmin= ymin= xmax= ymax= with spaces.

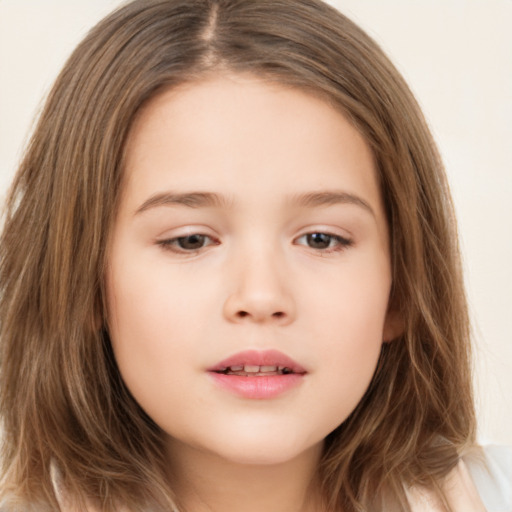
xmin=235 ymin=310 xmax=285 ymax=320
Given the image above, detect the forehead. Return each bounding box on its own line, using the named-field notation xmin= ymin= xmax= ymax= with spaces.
xmin=122 ymin=73 xmax=382 ymax=215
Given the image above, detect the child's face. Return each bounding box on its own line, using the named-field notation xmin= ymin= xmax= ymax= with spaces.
xmin=106 ymin=75 xmax=396 ymax=467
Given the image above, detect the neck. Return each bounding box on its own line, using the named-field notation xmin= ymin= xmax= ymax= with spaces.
xmin=165 ymin=440 xmax=325 ymax=512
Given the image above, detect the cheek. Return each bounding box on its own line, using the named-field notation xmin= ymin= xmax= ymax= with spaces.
xmin=107 ymin=252 xmax=204 ymax=345
xmin=305 ymin=254 xmax=391 ymax=347
xmin=105 ymin=259 xmax=207 ymax=412
xmin=302 ymin=260 xmax=390 ymax=420
xmin=313 ymin=304 xmax=384 ymax=398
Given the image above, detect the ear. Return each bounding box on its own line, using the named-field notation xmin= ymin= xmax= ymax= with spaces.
xmin=383 ymin=308 xmax=404 ymax=343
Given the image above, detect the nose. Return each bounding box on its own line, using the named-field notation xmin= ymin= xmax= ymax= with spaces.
xmin=222 ymin=249 xmax=296 ymax=325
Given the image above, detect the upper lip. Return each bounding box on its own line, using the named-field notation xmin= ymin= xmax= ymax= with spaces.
xmin=208 ymin=349 xmax=307 ymax=374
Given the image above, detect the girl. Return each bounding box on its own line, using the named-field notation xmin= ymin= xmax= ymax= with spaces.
xmin=0 ymin=1 xmax=509 ymax=511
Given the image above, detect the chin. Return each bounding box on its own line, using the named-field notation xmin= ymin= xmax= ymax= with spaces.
xmin=198 ymin=428 xmax=323 ymax=467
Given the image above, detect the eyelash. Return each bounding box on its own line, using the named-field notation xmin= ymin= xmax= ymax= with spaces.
xmin=157 ymin=234 xmax=219 ymax=254
xmin=156 ymin=232 xmax=353 ymax=255
xmin=294 ymin=232 xmax=353 ymax=253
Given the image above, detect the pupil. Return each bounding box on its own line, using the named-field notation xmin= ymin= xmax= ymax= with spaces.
xmin=178 ymin=235 xmax=205 ymax=250
xmin=307 ymin=233 xmax=331 ymax=249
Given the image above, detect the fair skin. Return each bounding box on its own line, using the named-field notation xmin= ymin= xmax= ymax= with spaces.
xmin=106 ymin=74 xmax=399 ymax=512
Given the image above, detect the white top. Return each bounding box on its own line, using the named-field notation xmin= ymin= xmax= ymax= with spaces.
xmin=407 ymin=445 xmax=512 ymax=511
xmin=467 ymin=445 xmax=512 ymax=512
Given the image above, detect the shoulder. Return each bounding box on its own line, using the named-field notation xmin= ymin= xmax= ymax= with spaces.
xmin=407 ymin=445 xmax=512 ymax=512
xmin=465 ymin=444 xmax=512 ymax=512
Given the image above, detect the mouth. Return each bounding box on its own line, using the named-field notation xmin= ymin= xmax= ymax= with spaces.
xmin=214 ymin=365 xmax=297 ymax=376
xmin=208 ymin=349 xmax=307 ymax=376
xmin=207 ymin=349 xmax=307 ymax=399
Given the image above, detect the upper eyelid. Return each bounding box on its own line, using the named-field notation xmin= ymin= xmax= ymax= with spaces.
xmin=295 ymin=232 xmax=351 ymax=240
xmin=157 ymin=231 xmax=352 ymax=247
xmin=294 ymin=226 xmax=353 ymax=240
xmin=158 ymin=233 xmax=217 ymax=243
xmin=155 ymin=224 xmax=216 ymax=238
xmin=155 ymin=227 xmax=353 ymax=240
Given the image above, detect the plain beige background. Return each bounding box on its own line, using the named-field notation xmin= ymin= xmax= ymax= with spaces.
xmin=0 ymin=0 xmax=511 ymax=446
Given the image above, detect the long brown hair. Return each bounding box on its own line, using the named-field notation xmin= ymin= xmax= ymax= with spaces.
xmin=0 ymin=1 xmax=475 ymax=510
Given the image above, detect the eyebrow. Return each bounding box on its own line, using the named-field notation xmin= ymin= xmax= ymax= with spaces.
xmin=135 ymin=189 xmax=375 ymax=217
xmin=135 ymin=191 xmax=230 ymax=214
xmin=289 ymin=191 xmax=375 ymax=217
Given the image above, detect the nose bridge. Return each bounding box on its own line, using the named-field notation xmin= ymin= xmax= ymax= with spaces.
xmin=223 ymin=237 xmax=295 ymax=324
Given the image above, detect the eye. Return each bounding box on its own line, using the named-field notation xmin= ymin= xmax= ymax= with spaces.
xmin=295 ymin=232 xmax=352 ymax=252
xmin=157 ymin=234 xmax=218 ymax=253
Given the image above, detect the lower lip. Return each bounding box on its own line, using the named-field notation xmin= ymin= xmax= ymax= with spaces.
xmin=208 ymin=373 xmax=304 ymax=399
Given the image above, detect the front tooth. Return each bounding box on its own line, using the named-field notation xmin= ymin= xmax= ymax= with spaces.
xmin=244 ymin=365 xmax=260 ymax=373
xmin=260 ymin=365 xmax=277 ymax=372
xmin=229 ymin=365 xmax=244 ymax=372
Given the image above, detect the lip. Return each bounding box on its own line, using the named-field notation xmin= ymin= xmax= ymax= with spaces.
xmin=208 ymin=349 xmax=307 ymax=374
xmin=207 ymin=349 xmax=307 ymax=400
